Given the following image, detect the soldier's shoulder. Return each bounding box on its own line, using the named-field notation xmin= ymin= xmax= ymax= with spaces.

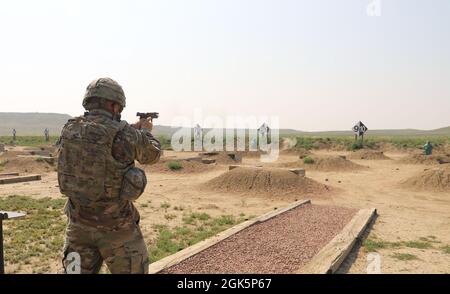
xmin=66 ymin=116 xmax=80 ymax=123
xmin=62 ymin=116 xmax=82 ymax=128
xmin=116 ymin=121 xmax=139 ymax=141
xmin=118 ymin=120 xmax=134 ymax=133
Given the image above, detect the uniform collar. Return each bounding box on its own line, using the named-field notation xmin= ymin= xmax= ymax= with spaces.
xmin=85 ymin=109 xmax=121 ymax=121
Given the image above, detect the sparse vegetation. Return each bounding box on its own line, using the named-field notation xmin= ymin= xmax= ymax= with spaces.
xmin=0 ymin=159 xmax=8 ymax=172
xmin=350 ymin=141 xmax=364 ymax=151
xmin=294 ymin=137 xmax=316 ymax=150
xmin=286 ymin=135 xmax=450 ymax=152
xmin=303 ymin=156 xmax=315 ymax=164
xmin=194 ymin=212 xmax=211 ymax=221
xmin=363 ymin=237 xmax=441 ymax=252
xmin=160 ymin=202 xmax=171 ymax=209
xmin=182 ymin=212 xmax=211 ymax=225
xmin=419 ymin=236 xmax=441 ymax=243
xmin=0 ymin=195 xmax=66 ymax=273
xmin=363 ymin=238 xmax=403 ymax=252
xmin=149 ymin=213 xmax=246 ymax=262
xmin=167 ymin=161 xmax=183 ymax=170
xmin=2 ymin=134 xmax=449 ymax=153
xmin=35 ymin=157 xmax=45 ymax=162
xmin=0 ymin=136 xmax=59 ymax=147
xmin=0 ymin=196 xmax=249 ymax=272
xmin=441 ymin=245 xmax=450 ymax=254
xmin=156 ymin=135 xmax=172 ymax=150
xmin=164 ymin=214 xmax=177 ymax=221
xmin=404 ymin=241 xmax=433 ymax=249
xmin=392 ymin=253 xmax=419 ymax=261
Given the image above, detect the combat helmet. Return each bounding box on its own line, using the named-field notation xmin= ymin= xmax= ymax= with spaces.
xmin=83 ymin=78 xmax=126 ymax=110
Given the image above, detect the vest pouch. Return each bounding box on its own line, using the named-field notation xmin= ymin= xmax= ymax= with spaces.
xmin=120 ymin=167 xmax=147 ymax=201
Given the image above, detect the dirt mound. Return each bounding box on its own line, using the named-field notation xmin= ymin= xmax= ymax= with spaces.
xmin=280 ymin=148 xmax=311 ymax=158
xmin=235 ymin=150 xmax=267 ymax=158
xmin=0 ymin=145 xmax=57 ymax=159
xmin=204 ymin=167 xmax=331 ymax=196
xmin=401 ymin=166 xmax=450 ymax=192
xmin=200 ymin=152 xmax=242 ymax=164
xmin=24 ymin=146 xmax=58 ymax=157
xmin=144 ymin=158 xmax=216 ymax=174
xmin=348 ymin=150 xmax=391 ymax=160
xmin=0 ymin=157 xmax=55 ymax=174
xmin=279 ymin=156 xmax=366 ymax=172
xmin=399 ymin=153 xmax=450 ymax=165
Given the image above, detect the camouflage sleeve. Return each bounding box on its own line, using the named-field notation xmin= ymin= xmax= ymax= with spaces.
xmin=56 ymin=119 xmax=73 ymax=152
xmin=112 ymin=125 xmax=162 ymax=165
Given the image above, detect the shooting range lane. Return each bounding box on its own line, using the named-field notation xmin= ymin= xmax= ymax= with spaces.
xmin=161 ymin=203 xmax=358 ymax=274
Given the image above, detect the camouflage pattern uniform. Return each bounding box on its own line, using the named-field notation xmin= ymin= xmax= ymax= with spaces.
xmin=58 ymin=78 xmax=161 ymax=274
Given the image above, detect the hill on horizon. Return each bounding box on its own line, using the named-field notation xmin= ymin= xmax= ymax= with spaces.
xmin=0 ymin=112 xmax=72 ymax=136
xmin=0 ymin=112 xmax=449 ymax=137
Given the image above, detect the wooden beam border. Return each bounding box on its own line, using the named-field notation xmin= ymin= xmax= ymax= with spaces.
xmin=148 ymin=199 xmax=312 ymax=274
xmin=0 ymin=175 xmax=42 ymax=185
xmin=298 ymin=208 xmax=377 ymax=274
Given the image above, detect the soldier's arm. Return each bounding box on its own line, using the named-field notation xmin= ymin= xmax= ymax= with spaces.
xmin=112 ymin=125 xmax=162 ymax=165
xmin=134 ymin=128 xmax=162 ymax=164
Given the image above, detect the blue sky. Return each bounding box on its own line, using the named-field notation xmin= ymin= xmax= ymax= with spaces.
xmin=0 ymin=0 xmax=449 ymax=131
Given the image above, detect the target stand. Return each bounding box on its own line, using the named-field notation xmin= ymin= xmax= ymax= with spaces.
xmin=353 ymin=121 xmax=368 ymax=142
xmin=0 ymin=211 xmax=26 ymax=274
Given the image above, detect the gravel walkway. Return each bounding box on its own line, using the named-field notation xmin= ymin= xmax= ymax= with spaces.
xmin=162 ymin=204 xmax=357 ymax=274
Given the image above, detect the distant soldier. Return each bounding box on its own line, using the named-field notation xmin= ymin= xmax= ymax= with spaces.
xmin=57 ymin=78 xmax=161 ymax=274
xmin=194 ymin=124 xmax=202 ymax=151
xmin=258 ymin=123 xmax=269 ymax=137
xmin=12 ymin=129 xmax=16 ymax=141
xmin=194 ymin=124 xmax=202 ymax=140
xmin=423 ymin=141 xmax=433 ymax=156
xmin=44 ymin=128 xmax=50 ymax=142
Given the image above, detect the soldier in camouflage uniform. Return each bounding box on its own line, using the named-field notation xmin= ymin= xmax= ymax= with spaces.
xmin=57 ymin=78 xmax=161 ymax=274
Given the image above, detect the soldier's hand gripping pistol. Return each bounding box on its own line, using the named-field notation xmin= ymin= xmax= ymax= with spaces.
xmin=133 ymin=112 xmax=159 ymax=131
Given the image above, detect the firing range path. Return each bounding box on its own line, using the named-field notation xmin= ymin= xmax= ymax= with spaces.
xmin=160 ymin=202 xmax=357 ymax=274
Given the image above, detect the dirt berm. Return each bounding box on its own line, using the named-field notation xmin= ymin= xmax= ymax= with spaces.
xmin=400 ymin=165 xmax=450 ymax=192
xmin=204 ymin=167 xmax=331 ymax=196
xmin=279 ymin=156 xmax=367 ymax=172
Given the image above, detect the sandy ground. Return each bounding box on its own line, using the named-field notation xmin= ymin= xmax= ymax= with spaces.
xmin=1 ymin=147 xmax=449 ymax=274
